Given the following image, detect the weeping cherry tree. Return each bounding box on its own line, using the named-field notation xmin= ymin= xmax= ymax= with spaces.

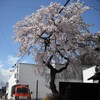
xmin=14 ymin=0 xmax=100 ymax=95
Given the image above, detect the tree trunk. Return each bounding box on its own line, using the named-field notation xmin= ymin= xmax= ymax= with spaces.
xmin=47 ymin=61 xmax=70 ymax=95
xmin=49 ymin=68 xmax=59 ymax=94
xmin=46 ymin=55 xmax=70 ymax=99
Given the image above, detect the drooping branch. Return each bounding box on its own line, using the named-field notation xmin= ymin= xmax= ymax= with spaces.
xmin=56 ymin=48 xmax=70 ymax=73
xmin=56 ymin=48 xmax=69 ymax=61
xmin=95 ymin=48 xmax=100 ymax=52
xmin=35 ymin=30 xmax=46 ymax=43
xmin=47 ymin=55 xmax=54 ymax=70
xmin=57 ymin=61 xmax=70 ymax=73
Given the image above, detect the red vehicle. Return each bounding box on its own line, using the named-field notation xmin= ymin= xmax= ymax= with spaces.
xmin=11 ymin=84 xmax=32 ymax=100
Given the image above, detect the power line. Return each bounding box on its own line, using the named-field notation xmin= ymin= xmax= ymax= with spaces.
xmin=59 ymin=0 xmax=70 ymax=13
xmin=12 ymin=46 xmax=32 ymax=68
xmin=12 ymin=0 xmax=71 ymax=68
xmin=73 ymin=0 xmax=100 ymax=12
xmin=84 ymin=3 xmax=100 ymax=12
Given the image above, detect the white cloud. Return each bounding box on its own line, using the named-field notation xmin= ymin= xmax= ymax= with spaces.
xmin=0 ymin=56 xmax=28 ymax=87
xmin=22 ymin=60 xmax=27 ymax=63
xmin=0 ymin=61 xmax=10 ymax=86
xmin=8 ymin=56 xmax=19 ymax=66
xmin=0 ymin=63 xmax=3 ymax=68
xmin=7 ymin=55 xmax=27 ymax=66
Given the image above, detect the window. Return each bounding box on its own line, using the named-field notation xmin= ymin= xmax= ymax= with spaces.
xmin=16 ymin=88 xmax=29 ymax=94
xmin=14 ymin=73 xmax=17 ymax=78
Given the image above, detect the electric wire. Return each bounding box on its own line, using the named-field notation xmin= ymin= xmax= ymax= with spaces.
xmin=84 ymin=3 xmax=100 ymax=12
xmin=73 ymin=0 xmax=100 ymax=12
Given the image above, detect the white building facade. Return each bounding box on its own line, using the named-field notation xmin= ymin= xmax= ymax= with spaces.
xmin=83 ymin=66 xmax=99 ymax=83
xmin=6 ymin=63 xmax=51 ymax=100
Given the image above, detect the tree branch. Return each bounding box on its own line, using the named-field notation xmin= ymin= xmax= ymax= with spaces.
xmin=47 ymin=55 xmax=53 ymax=64
xmin=95 ymin=47 xmax=100 ymax=52
xmin=56 ymin=48 xmax=69 ymax=61
xmin=43 ymin=55 xmax=53 ymax=69
xmin=57 ymin=59 xmax=70 ymax=73
xmin=34 ymin=30 xmax=46 ymax=43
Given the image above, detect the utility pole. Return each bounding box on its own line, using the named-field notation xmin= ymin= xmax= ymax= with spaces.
xmin=36 ymin=80 xmax=38 ymax=100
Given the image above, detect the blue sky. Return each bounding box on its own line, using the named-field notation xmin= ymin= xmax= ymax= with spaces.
xmin=0 ymin=0 xmax=100 ymax=85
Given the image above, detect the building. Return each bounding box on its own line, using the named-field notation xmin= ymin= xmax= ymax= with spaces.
xmin=82 ymin=65 xmax=100 ymax=83
xmin=83 ymin=66 xmax=96 ymax=83
xmin=6 ymin=63 xmax=51 ymax=100
xmin=6 ymin=62 xmax=84 ymax=99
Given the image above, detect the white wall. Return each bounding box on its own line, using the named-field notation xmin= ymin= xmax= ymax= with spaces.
xmin=18 ymin=63 xmax=51 ymax=99
xmin=6 ymin=69 xmax=17 ymax=99
xmin=83 ymin=66 xmax=96 ymax=83
xmin=7 ymin=63 xmax=51 ymax=99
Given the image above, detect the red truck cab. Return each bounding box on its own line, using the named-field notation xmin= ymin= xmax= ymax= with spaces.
xmin=11 ymin=84 xmax=32 ymax=100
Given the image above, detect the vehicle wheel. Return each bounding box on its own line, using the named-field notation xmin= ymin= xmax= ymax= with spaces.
xmin=15 ymin=96 xmax=19 ymax=100
xmin=5 ymin=94 xmax=8 ymax=100
xmin=27 ymin=97 xmax=31 ymax=100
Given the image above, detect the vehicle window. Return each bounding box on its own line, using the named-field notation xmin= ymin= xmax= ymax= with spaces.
xmin=22 ymin=88 xmax=29 ymax=94
xmin=16 ymin=87 xmax=29 ymax=94
xmin=17 ymin=88 xmax=22 ymax=93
